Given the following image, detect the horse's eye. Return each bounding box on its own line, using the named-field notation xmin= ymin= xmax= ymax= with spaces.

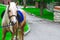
xmin=8 ymin=10 xmax=11 ymax=12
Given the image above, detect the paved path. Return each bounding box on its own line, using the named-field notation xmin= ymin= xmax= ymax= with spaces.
xmin=24 ymin=13 xmax=60 ymax=40
xmin=17 ymin=6 xmax=35 ymax=8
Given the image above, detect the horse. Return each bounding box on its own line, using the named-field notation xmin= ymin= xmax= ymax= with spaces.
xmin=2 ymin=2 xmax=26 ymax=40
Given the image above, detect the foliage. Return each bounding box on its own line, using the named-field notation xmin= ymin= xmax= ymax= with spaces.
xmin=35 ymin=0 xmax=40 ymax=2
xmin=55 ymin=0 xmax=60 ymax=2
xmin=39 ymin=0 xmax=57 ymax=4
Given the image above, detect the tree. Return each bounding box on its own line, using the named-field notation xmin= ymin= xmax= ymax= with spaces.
xmin=40 ymin=0 xmax=44 ymax=16
xmin=0 ymin=0 xmax=3 ymax=3
xmin=23 ymin=0 xmax=26 ymax=8
xmin=40 ymin=0 xmax=53 ymax=16
xmin=35 ymin=0 xmax=40 ymax=8
xmin=55 ymin=0 xmax=60 ymax=5
xmin=18 ymin=0 xmax=23 ymax=5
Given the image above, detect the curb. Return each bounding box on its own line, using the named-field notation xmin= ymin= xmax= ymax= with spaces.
xmin=24 ymin=23 xmax=30 ymax=35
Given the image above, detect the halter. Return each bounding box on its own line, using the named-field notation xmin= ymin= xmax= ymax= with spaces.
xmin=8 ymin=6 xmax=17 ymax=19
xmin=3 ymin=5 xmax=17 ymax=27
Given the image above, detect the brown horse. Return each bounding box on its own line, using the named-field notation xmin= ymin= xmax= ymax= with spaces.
xmin=2 ymin=2 xmax=26 ymax=40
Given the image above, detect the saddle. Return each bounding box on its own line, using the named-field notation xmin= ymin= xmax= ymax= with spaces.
xmin=17 ymin=10 xmax=24 ymax=23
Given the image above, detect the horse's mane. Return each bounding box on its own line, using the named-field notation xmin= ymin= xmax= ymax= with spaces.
xmin=2 ymin=5 xmax=10 ymax=25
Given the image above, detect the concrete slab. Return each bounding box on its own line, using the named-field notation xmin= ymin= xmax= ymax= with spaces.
xmin=24 ymin=13 xmax=60 ymax=40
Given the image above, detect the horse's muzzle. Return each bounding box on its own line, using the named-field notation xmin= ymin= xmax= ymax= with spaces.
xmin=11 ymin=21 xmax=16 ymax=26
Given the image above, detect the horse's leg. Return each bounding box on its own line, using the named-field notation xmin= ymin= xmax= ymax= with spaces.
xmin=18 ymin=21 xmax=26 ymax=40
xmin=21 ymin=28 xmax=24 ymax=40
xmin=10 ymin=26 xmax=14 ymax=40
xmin=18 ymin=28 xmax=24 ymax=40
xmin=2 ymin=28 xmax=7 ymax=40
xmin=10 ymin=26 xmax=15 ymax=40
xmin=18 ymin=23 xmax=26 ymax=40
xmin=11 ymin=25 xmax=18 ymax=40
xmin=11 ymin=29 xmax=18 ymax=40
xmin=16 ymin=22 xmax=18 ymax=40
xmin=11 ymin=33 xmax=14 ymax=40
xmin=16 ymin=28 xmax=18 ymax=40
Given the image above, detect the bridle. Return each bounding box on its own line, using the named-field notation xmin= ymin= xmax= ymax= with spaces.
xmin=8 ymin=6 xmax=17 ymax=24
xmin=3 ymin=5 xmax=17 ymax=27
xmin=3 ymin=5 xmax=21 ymax=27
xmin=8 ymin=6 xmax=17 ymax=20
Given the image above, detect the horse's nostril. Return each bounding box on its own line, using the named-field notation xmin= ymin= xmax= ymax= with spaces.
xmin=11 ymin=21 xmax=12 ymax=23
xmin=11 ymin=22 xmax=16 ymax=25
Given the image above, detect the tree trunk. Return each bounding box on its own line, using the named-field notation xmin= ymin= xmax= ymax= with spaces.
xmin=40 ymin=4 xmax=43 ymax=16
xmin=40 ymin=0 xmax=44 ymax=16
xmin=0 ymin=0 xmax=3 ymax=3
xmin=23 ymin=0 xmax=26 ymax=8
xmin=35 ymin=2 xmax=38 ymax=8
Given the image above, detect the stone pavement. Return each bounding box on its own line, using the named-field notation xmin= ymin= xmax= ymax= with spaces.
xmin=24 ymin=13 xmax=60 ymax=40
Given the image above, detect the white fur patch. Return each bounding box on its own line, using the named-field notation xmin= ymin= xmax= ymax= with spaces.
xmin=9 ymin=2 xmax=17 ymax=24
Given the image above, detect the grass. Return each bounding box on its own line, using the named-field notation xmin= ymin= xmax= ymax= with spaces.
xmin=0 ymin=28 xmax=12 ymax=40
xmin=42 ymin=9 xmax=54 ymax=20
xmin=23 ymin=8 xmax=54 ymax=20
xmin=0 ymin=4 xmax=6 ymax=26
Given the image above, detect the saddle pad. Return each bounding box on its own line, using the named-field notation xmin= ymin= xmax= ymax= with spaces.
xmin=17 ymin=10 xmax=24 ymax=23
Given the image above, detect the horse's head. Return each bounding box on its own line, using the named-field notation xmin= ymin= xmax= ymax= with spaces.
xmin=8 ymin=2 xmax=17 ymax=24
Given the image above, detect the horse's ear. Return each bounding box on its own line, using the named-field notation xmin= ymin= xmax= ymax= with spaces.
xmin=8 ymin=2 xmax=10 ymax=5
xmin=16 ymin=1 xmax=18 ymax=6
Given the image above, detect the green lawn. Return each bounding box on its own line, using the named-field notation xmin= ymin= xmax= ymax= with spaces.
xmin=0 ymin=4 xmax=6 ymax=26
xmin=0 ymin=28 xmax=11 ymax=40
xmin=23 ymin=8 xmax=54 ymax=20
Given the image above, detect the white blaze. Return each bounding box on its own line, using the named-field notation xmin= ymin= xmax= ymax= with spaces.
xmin=9 ymin=2 xmax=17 ymax=23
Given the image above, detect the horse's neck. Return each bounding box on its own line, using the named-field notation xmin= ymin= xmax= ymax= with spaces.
xmin=2 ymin=5 xmax=10 ymax=23
xmin=3 ymin=5 xmax=8 ymax=18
